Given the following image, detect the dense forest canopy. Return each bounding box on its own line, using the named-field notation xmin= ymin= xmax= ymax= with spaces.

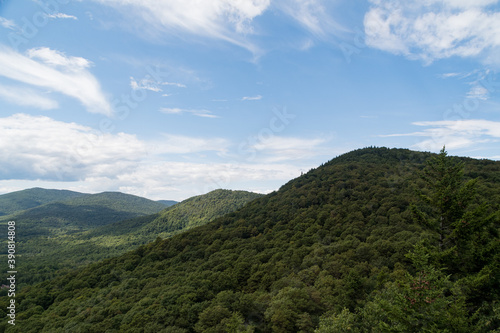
xmin=0 ymin=189 xmax=261 ymax=288
xmin=1 ymin=147 xmax=498 ymax=332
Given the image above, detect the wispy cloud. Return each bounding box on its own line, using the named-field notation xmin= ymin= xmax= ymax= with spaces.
xmin=0 ymin=46 xmax=112 ymax=115
xmin=364 ymin=0 xmax=500 ymax=64
xmin=439 ymin=72 xmax=462 ymax=78
xmin=46 ymin=13 xmax=78 ymax=20
xmin=276 ymin=0 xmax=346 ymax=38
xmin=382 ymin=119 xmax=500 ymax=151
xmin=467 ymin=85 xmax=489 ymax=100
xmin=130 ymin=77 xmax=162 ymax=92
xmin=438 ymin=69 xmax=494 ymax=100
xmin=0 ymin=17 xmax=16 ymax=30
xmin=163 ymin=81 xmax=186 ymax=88
xmin=242 ymin=95 xmax=262 ymax=101
xmin=93 ymin=0 xmax=270 ymax=53
xmin=94 ymin=0 xmax=347 ymax=54
xmin=0 ymin=84 xmax=58 ymax=110
xmin=438 ymin=70 xmax=479 ymax=80
xmin=130 ymin=76 xmax=186 ymax=92
xmin=160 ymin=107 xmax=218 ymax=118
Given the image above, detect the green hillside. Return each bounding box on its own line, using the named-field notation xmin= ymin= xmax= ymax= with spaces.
xmin=2 ymin=148 xmax=499 ymax=332
xmin=5 ymin=189 xmax=262 ymax=287
xmin=0 ymin=191 xmax=168 ymax=239
xmin=119 ymin=189 xmax=265 ymax=238
xmin=0 ymin=188 xmax=87 ymax=216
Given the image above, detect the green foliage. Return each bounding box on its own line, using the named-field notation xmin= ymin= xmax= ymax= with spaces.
xmin=316 ymin=148 xmax=499 ymax=333
xmin=2 ymin=147 xmax=499 ymax=332
xmin=140 ymin=189 xmax=264 ymax=236
xmin=316 ymin=242 xmax=470 ymax=332
xmin=0 ymin=189 xmax=261 ymax=287
xmin=0 ymin=187 xmax=86 ymax=216
xmin=412 ymin=147 xmax=500 ymax=309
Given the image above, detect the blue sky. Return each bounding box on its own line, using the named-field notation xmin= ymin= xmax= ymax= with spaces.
xmin=0 ymin=0 xmax=499 ymax=200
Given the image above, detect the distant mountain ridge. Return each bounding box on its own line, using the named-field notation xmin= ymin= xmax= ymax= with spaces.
xmin=0 ymin=187 xmax=87 ymax=216
xmin=156 ymin=200 xmax=178 ymax=207
xmin=0 ymin=191 xmax=169 ymax=239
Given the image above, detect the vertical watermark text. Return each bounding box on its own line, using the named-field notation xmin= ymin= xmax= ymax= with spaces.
xmin=6 ymin=221 xmax=16 ymax=326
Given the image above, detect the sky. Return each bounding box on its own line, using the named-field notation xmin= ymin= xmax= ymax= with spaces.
xmin=0 ymin=0 xmax=499 ymax=201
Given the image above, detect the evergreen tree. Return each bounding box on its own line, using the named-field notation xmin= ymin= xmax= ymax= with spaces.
xmin=412 ymin=147 xmax=500 ymax=325
xmin=315 ymin=243 xmax=470 ymax=333
xmin=412 ymin=147 xmax=498 ymax=278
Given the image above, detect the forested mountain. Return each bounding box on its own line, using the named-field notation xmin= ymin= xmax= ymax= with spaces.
xmin=0 ymin=188 xmax=86 ymax=216
xmin=3 ymin=189 xmax=262 ymax=287
xmin=2 ymin=148 xmax=499 ymax=332
xmin=0 ymin=191 xmax=169 ymax=239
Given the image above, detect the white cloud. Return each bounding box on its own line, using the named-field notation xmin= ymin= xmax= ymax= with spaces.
xmin=0 ymin=114 xmax=230 ymax=181
xmin=151 ymin=134 xmax=229 ymax=155
xmin=27 ymin=47 xmax=91 ymax=70
xmin=160 ymin=107 xmax=218 ymax=118
xmin=364 ymin=0 xmax=500 ymax=64
xmin=0 ymin=114 xmax=304 ymax=200
xmin=440 ymin=0 xmax=499 ymax=9
xmin=94 ymin=0 xmax=270 ymax=53
xmin=46 ymin=13 xmax=78 ymax=20
xmin=250 ymin=135 xmax=330 ymax=162
xmin=242 ymin=95 xmax=262 ymax=101
xmin=0 ymin=46 xmax=112 ymax=115
xmin=382 ymin=119 xmax=500 ymax=151
xmin=0 ymin=17 xmax=16 ymax=30
xmin=130 ymin=76 xmax=186 ymax=93
xmin=112 ymin=160 xmax=300 ymax=200
xmin=0 ymin=84 xmax=58 ymax=110
xmin=162 ymin=81 xmax=187 ymax=88
xmin=0 ymin=114 xmax=146 ymax=180
xmin=94 ymin=0 xmax=347 ymax=54
xmin=439 ymin=72 xmax=462 ymax=78
xmin=467 ymin=85 xmax=489 ymax=100
xmin=130 ymin=76 xmax=162 ymax=92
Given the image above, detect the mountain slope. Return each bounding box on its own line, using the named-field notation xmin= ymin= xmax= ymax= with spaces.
xmin=4 ymin=148 xmax=499 ymax=332
xmin=91 ymin=189 xmax=265 ymax=238
xmin=0 ymin=191 xmax=168 ymax=239
xmin=0 ymin=187 xmax=86 ymax=216
xmin=9 ymin=189 xmax=262 ymax=287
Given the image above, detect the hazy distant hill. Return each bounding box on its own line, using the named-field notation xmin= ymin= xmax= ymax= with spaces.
xmin=0 ymin=191 xmax=169 ymax=239
xmin=156 ymin=199 xmax=178 ymax=207
xmin=0 ymin=187 xmax=87 ymax=216
xmin=6 ymin=148 xmax=498 ymax=332
xmin=5 ymin=189 xmax=262 ymax=287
